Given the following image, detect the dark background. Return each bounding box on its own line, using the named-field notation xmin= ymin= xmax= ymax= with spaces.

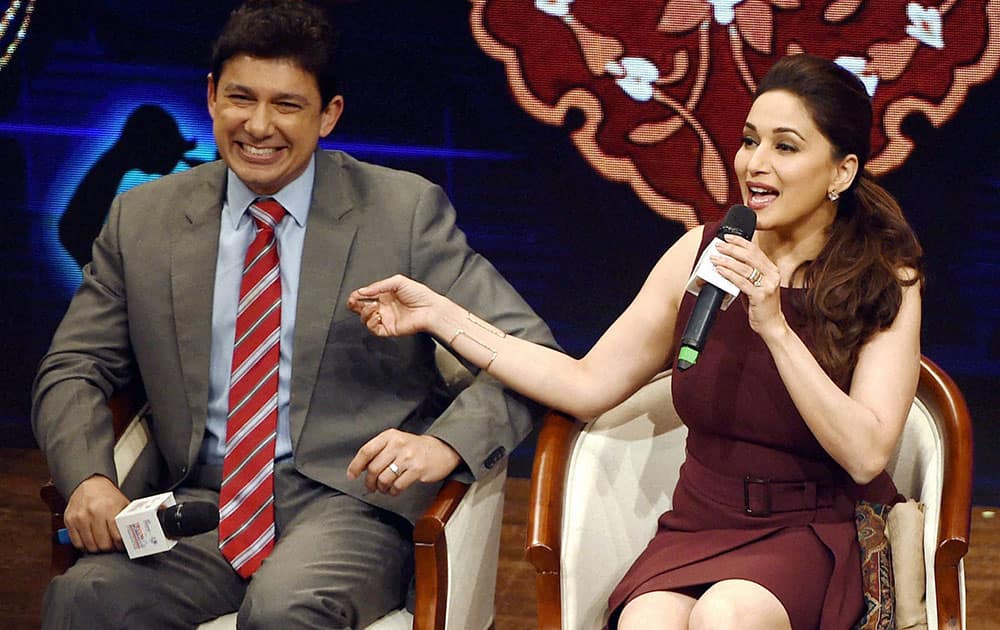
xmin=2 ymin=1 xmax=997 ymax=503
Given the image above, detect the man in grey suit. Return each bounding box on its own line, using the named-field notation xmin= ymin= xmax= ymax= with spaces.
xmin=32 ymin=1 xmax=555 ymax=628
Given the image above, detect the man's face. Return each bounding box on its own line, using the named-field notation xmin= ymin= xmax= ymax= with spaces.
xmin=207 ymin=54 xmax=343 ymax=196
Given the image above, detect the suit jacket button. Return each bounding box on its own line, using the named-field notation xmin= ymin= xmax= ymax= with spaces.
xmin=484 ymin=446 xmax=506 ymax=469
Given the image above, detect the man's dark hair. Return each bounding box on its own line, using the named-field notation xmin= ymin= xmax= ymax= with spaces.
xmin=210 ymin=0 xmax=340 ymax=106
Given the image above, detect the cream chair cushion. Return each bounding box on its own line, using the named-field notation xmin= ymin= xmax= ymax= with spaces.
xmin=559 ymin=371 xmax=685 ymax=629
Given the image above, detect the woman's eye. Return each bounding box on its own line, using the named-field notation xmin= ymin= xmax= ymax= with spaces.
xmin=741 ymin=136 xmax=757 ymax=147
xmin=776 ymin=142 xmax=797 ymax=152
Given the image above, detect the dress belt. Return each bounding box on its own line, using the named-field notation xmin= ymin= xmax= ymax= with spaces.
xmin=683 ymin=453 xmax=835 ymax=517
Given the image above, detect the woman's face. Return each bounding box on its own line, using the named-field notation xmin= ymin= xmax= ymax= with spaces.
xmin=734 ymin=89 xmax=855 ymax=233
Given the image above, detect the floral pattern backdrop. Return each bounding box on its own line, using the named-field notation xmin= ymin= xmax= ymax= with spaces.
xmin=471 ymin=0 xmax=1000 ymax=226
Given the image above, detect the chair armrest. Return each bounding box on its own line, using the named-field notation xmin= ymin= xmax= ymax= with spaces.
xmin=412 ymin=462 xmax=507 ymax=630
xmin=525 ymin=410 xmax=583 ymax=630
xmin=412 ymin=480 xmax=469 ymax=629
xmin=918 ymin=356 xmax=973 ymax=629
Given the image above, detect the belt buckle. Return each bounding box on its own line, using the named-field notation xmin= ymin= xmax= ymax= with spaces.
xmin=743 ymin=476 xmax=771 ymax=517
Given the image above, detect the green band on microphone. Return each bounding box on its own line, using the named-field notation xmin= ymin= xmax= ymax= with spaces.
xmin=678 ymin=345 xmax=699 ymax=367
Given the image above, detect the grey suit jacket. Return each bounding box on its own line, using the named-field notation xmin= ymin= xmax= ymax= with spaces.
xmin=33 ymin=150 xmax=556 ymax=522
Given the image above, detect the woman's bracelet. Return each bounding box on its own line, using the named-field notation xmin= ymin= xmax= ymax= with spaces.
xmin=446 ymin=311 xmax=506 ymax=371
xmin=466 ymin=310 xmax=506 ymax=338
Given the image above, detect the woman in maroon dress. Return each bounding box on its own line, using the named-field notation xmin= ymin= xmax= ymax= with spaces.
xmin=347 ymin=54 xmax=923 ymax=629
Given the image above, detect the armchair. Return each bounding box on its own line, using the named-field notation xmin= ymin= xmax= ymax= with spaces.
xmin=526 ymin=356 xmax=973 ymax=629
xmin=40 ymin=345 xmax=506 ymax=630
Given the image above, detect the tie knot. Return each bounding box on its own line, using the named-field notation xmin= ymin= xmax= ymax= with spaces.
xmin=248 ymin=198 xmax=286 ymax=231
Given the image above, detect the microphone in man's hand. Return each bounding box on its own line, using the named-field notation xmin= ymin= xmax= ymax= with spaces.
xmin=676 ymin=204 xmax=757 ymax=371
xmin=55 ymin=501 xmax=219 ymax=547
xmin=156 ymin=501 xmax=219 ymax=537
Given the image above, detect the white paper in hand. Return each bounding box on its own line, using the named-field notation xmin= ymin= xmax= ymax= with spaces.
xmin=115 ymin=491 xmax=179 ymax=558
xmin=684 ymin=239 xmax=741 ymax=311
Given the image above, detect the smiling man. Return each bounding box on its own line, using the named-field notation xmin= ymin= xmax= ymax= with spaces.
xmin=208 ymin=53 xmax=343 ymax=197
xmin=32 ymin=1 xmax=555 ymax=628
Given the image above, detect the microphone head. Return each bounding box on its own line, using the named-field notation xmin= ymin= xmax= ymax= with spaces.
xmin=716 ymin=204 xmax=756 ymax=241
xmin=159 ymin=501 xmax=220 ymax=538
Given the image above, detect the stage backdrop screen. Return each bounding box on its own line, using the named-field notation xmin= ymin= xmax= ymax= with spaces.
xmin=2 ymin=1 xmax=998 ymax=500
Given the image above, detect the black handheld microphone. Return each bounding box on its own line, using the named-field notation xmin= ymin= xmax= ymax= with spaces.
xmin=55 ymin=501 xmax=219 ymax=545
xmin=676 ymin=204 xmax=756 ymax=371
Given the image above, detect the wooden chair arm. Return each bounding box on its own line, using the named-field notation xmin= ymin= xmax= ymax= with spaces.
xmin=525 ymin=410 xmax=583 ymax=630
xmin=411 ymin=479 xmax=470 ymax=630
xmin=918 ymin=356 xmax=973 ymax=630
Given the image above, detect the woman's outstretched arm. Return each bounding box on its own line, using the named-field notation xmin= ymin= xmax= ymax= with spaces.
xmin=348 ymin=227 xmax=705 ymax=420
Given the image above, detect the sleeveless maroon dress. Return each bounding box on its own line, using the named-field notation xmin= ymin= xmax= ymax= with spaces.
xmin=606 ymin=225 xmax=899 ymax=629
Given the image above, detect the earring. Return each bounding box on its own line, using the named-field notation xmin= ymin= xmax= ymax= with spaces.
xmin=827 ymin=190 xmax=840 ymax=202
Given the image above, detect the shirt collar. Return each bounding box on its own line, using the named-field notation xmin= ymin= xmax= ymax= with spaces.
xmin=223 ymin=154 xmax=316 ymax=229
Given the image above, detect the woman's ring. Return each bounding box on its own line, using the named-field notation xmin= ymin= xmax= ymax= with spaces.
xmin=747 ymin=267 xmax=763 ymax=286
xmin=388 ymin=462 xmax=401 ymax=476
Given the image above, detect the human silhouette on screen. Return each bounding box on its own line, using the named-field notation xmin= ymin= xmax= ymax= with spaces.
xmin=58 ymin=104 xmax=200 ymax=266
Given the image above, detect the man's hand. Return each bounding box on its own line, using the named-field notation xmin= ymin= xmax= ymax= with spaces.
xmin=347 ymin=429 xmax=462 ymax=496
xmin=63 ymin=475 xmax=129 ymax=553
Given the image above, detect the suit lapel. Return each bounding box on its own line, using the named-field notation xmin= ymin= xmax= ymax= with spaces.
xmin=171 ymin=164 xmax=226 ymax=465
xmin=290 ymin=151 xmax=357 ymax=448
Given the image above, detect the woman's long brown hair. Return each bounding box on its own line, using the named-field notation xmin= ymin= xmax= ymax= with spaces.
xmin=756 ymin=55 xmax=924 ymax=387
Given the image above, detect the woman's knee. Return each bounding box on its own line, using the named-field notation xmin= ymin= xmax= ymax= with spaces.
xmin=688 ymin=595 xmax=743 ymax=629
xmin=688 ymin=580 xmax=791 ymax=630
xmin=617 ymin=590 xmax=697 ymax=629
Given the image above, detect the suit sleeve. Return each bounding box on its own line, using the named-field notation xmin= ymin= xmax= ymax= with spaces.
xmin=406 ymin=183 xmax=559 ymax=481
xmin=32 ymin=195 xmax=135 ymax=499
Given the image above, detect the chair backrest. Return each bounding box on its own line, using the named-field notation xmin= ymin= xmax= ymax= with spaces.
xmin=559 ymin=371 xmax=684 ymax=629
xmin=887 ymin=357 xmax=973 ymax=629
xmin=555 ymin=358 xmax=971 ymax=629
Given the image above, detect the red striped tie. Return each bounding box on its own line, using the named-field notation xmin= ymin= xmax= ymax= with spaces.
xmin=218 ymin=198 xmax=285 ymax=578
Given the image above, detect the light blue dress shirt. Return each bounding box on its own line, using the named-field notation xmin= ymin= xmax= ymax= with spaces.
xmin=199 ymin=156 xmax=315 ymax=465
